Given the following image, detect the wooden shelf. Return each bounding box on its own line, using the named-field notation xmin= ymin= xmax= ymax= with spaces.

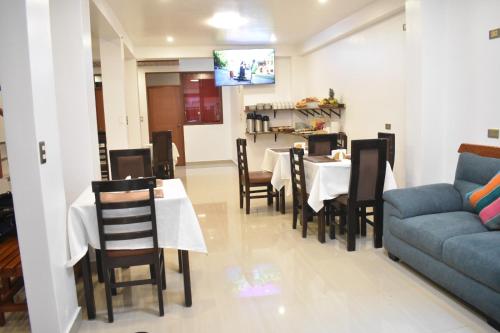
xmin=245 ymin=130 xmax=326 ymax=142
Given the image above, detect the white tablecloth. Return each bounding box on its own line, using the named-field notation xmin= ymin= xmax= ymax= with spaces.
xmin=66 ymin=179 xmax=207 ymax=267
xmin=306 ymin=160 xmax=397 ymax=212
xmin=261 ymin=148 xmax=291 ymax=190
xmin=261 ymin=148 xmax=398 ymax=212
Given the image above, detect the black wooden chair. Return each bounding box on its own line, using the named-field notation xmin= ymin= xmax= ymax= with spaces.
xmin=236 ymin=138 xmax=280 ymax=214
xmin=98 ymin=132 xmax=109 ymax=180
xmin=378 ymin=132 xmax=395 ymax=169
xmin=152 ymin=131 xmax=174 ymax=179
xmin=330 ymin=139 xmax=387 ymax=251
xmin=109 ymin=148 xmax=152 ymax=180
xmin=290 ymin=148 xmax=327 ymax=243
xmin=92 ymin=177 xmax=166 ymax=322
xmin=308 ymin=133 xmax=338 ymax=156
xmin=337 ymin=132 xmax=348 ymax=150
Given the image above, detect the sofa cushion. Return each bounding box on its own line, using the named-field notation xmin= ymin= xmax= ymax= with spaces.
xmin=466 ymin=171 xmax=500 ymax=213
xmin=443 ymin=232 xmax=500 ymax=293
xmin=389 ymin=211 xmax=487 ymax=260
xmin=454 ymin=152 xmax=500 ymax=212
xmin=479 ymin=197 xmax=500 ymax=230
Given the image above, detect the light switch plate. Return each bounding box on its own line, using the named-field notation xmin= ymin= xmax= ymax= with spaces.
xmin=490 ymin=28 xmax=500 ymax=40
xmin=488 ymin=128 xmax=499 ymax=139
xmin=39 ymin=141 xmax=47 ymax=164
xmin=385 ymin=123 xmax=391 ymax=130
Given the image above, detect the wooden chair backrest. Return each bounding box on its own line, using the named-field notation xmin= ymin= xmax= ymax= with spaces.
xmin=377 ymin=132 xmax=395 ymax=169
xmin=308 ymin=134 xmax=339 ymax=156
xmin=152 ymin=131 xmax=174 ymax=179
xmin=236 ymin=138 xmax=250 ymax=189
xmin=289 ymin=148 xmax=308 ymax=206
xmin=109 ymin=148 xmax=152 ymax=180
xmin=348 ymin=139 xmax=387 ymax=206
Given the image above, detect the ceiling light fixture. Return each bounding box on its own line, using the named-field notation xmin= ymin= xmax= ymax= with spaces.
xmin=207 ymin=12 xmax=248 ymax=30
xmin=166 ymin=36 xmax=174 ymax=43
xmin=318 ymin=0 xmax=328 ymax=4
xmin=190 ymin=79 xmax=199 ymax=82
xmin=270 ymin=34 xmax=277 ymax=43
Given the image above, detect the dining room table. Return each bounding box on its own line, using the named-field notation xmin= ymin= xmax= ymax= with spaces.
xmin=261 ymin=147 xmax=398 ymax=212
xmin=66 ymin=178 xmax=207 ymax=319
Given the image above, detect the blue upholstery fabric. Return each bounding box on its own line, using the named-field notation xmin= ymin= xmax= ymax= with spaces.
xmin=383 ymin=184 xmax=463 ymax=219
xmin=454 ymin=153 xmax=500 ymax=211
xmin=443 ymin=232 xmax=500 ymax=293
xmin=384 ymin=228 xmax=500 ymax=324
xmin=388 ymin=211 xmax=486 ymax=260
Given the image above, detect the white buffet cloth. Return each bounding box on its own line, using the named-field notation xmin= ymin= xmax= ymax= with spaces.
xmin=305 ymin=160 xmax=397 ymax=212
xmin=66 ymin=179 xmax=207 ymax=267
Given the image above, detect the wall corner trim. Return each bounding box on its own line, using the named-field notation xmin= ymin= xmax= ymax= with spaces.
xmin=299 ymin=0 xmax=405 ymax=55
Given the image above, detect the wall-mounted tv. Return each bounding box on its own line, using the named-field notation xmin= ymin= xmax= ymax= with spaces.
xmin=213 ymin=48 xmax=275 ymax=87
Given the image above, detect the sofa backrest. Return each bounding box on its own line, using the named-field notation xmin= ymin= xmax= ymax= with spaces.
xmin=454 ymin=152 xmax=500 ymax=211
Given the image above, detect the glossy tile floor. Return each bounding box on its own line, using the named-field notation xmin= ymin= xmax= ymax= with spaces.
xmin=1 ymin=161 xmax=497 ymax=332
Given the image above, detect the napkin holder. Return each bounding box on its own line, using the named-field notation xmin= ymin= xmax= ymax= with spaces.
xmin=331 ymin=149 xmax=347 ymax=161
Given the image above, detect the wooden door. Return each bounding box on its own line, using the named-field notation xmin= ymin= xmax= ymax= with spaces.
xmin=94 ymin=87 xmax=106 ymax=132
xmin=146 ymin=85 xmax=186 ymax=165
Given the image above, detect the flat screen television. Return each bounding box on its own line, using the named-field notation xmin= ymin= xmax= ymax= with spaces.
xmin=213 ymin=48 xmax=275 ymax=87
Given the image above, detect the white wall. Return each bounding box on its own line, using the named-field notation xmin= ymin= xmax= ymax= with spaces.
xmin=100 ymin=38 xmax=129 ymax=151
xmin=0 ymin=1 xmax=83 ymax=332
xmin=51 ymin=0 xmax=101 ymax=204
xmin=405 ymin=0 xmax=500 ymax=186
xmin=301 ymin=13 xmax=407 ymax=186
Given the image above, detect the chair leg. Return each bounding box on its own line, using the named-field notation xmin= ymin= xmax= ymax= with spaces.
xmin=329 ymin=207 xmax=336 ymax=240
xmin=280 ymin=188 xmax=285 ymax=214
xmin=161 ymin=251 xmax=167 ymax=290
xmin=95 ymin=249 xmax=104 ymax=283
xmin=239 ymin=185 xmax=243 ymax=209
xmin=267 ymin=184 xmax=273 ymax=205
xmin=301 ymin=207 xmax=308 ymax=238
xmin=292 ymin=197 xmax=298 ymax=229
xmin=150 ymin=264 xmax=156 ymax=285
xmin=339 ymin=213 xmax=346 ymax=235
xmin=374 ymin=204 xmax=384 ymax=248
xmin=318 ymin=207 xmax=326 ymax=243
xmin=110 ymin=268 xmax=117 ymax=295
xmin=245 ymin=191 xmax=250 ymax=215
xmin=360 ymin=207 xmax=367 ymax=236
xmin=347 ymin=206 xmax=357 ymax=252
xmin=102 ymin=266 xmax=114 ymax=323
xmin=154 ymin=258 xmax=164 ymax=316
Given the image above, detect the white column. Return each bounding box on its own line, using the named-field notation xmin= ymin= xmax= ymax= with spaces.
xmin=100 ymin=37 xmax=129 ymax=150
xmin=124 ymin=58 xmax=142 ymax=148
xmin=0 ymin=1 xmax=79 ymax=332
xmin=50 ymin=0 xmax=101 ymax=203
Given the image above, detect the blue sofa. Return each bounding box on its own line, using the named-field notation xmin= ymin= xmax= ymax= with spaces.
xmin=383 ymin=147 xmax=500 ymax=329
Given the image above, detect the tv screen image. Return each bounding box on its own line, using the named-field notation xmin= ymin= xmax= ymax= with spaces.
xmin=213 ymin=49 xmax=275 ymax=86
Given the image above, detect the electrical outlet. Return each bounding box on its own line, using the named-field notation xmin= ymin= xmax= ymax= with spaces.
xmin=488 ymin=128 xmax=499 ymax=139
xmin=385 ymin=123 xmax=391 ymax=130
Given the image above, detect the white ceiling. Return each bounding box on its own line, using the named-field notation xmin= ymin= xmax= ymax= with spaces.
xmin=106 ymin=0 xmax=376 ymax=47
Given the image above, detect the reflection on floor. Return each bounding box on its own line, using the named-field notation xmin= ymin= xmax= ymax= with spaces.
xmin=0 ymin=161 xmax=496 ymax=333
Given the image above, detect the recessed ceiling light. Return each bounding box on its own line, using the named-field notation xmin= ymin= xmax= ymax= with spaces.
xmin=207 ymin=12 xmax=248 ymax=30
xmin=190 ymin=79 xmax=199 ymax=82
xmin=270 ymin=34 xmax=277 ymax=43
xmin=318 ymin=0 xmax=328 ymax=4
xmin=166 ymin=36 xmax=174 ymax=43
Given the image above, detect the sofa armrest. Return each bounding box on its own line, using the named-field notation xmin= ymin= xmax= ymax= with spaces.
xmin=383 ymin=183 xmax=463 ymax=219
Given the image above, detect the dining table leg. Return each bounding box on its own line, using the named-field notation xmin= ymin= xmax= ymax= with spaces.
xmin=178 ymin=249 xmax=183 ymax=273
xmin=317 ymin=207 xmax=326 ymax=243
xmin=81 ymin=250 xmax=96 ymax=320
xmin=280 ymin=188 xmax=285 ymax=214
xmin=180 ymin=250 xmax=192 ymax=307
